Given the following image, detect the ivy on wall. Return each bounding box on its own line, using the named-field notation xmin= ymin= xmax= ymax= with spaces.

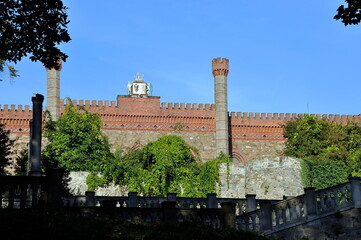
xmin=43 ymin=104 xmax=113 ymax=172
xmin=87 ymin=136 xmax=231 ymax=197
xmin=283 ymin=114 xmax=361 ymax=190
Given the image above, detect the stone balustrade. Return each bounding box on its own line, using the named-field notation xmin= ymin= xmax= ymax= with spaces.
xmin=315 ymin=181 xmax=352 ymax=214
xmin=237 ymin=177 xmax=361 ymax=234
xmin=2 ymin=172 xmax=360 ymax=235
xmin=62 ymin=192 xmax=255 ymax=216
xmin=0 ymin=170 xmax=63 ymax=209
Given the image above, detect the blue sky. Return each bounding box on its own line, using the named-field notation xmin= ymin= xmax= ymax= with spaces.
xmin=1 ymin=0 xmax=360 ymax=115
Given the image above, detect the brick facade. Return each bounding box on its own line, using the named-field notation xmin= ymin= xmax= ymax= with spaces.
xmin=1 ymin=96 xmax=360 ymax=162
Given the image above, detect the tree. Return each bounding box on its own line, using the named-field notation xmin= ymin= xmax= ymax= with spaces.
xmin=335 ymin=0 xmax=361 ymax=25
xmin=0 ymin=0 xmax=70 ymax=80
xmin=0 ymin=123 xmax=13 ymax=175
xmin=88 ymin=135 xmax=231 ymax=197
xmin=0 ymin=59 xmax=19 ymax=82
xmin=283 ymin=114 xmax=361 ymax=189
xmin=43 ymin=104 xmax=113 ymax=172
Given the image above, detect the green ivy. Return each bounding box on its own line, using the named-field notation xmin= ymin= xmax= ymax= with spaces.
xmin=283 ymin=114 xmax=361 ymax=190
xmin=43 ymin=103 xmax=114 ymax=172
xmin=87 ymin=136 xmax=231 ymax=197
xmin=0 ymin=123 xmax=13 ymax=175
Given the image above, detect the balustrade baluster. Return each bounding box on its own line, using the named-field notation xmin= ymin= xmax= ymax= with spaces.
xmin=240 ymin=218 xmax=246 ymax=230
xmin=19 ymin=184 xmax=27 ymax=209
xmin=281 ymin=207 xmax=286 ymax=224
xmin=320 ymin=193 xmax=326 ymax=212
xmin=271 ymin=209 xmax=276 ymax=226
xmin=32 ymin=184 xmax=39 ymax=208
xmin=8 ymin=187 xmax=15 ymax=209
xmin=276 ymin=208 xmax=281 ymax=225
xmin=326 ymin=191 xmax=332 ymax=208
xmin=250 ymin=216 xmax=254 ymax=230
xmin=255 ymin=215 xmax=260 ymax=231
xmin=341 ymin=188 xmax=347 ymax=205
xmin=285 ymin=206 xmax=291 ymax=222
xmin=291 ymin=203 xmax=297 ymax=220
xmin=295 ymin=203 xmax=301 ymax=218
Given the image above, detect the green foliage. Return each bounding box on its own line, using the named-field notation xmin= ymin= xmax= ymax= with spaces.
xmin=198 ymin=152 xmax=231 ymax=195
xmin=283 ymin=114 xmax=361 ymax=189
xmin=335 ymin=0 xmax=361 ymax=25
xmin=87 ymin=173 xmax=108 ymax=191
xmin=301 ymin=158 xmax=349 ymax=189
xmin=0 ymin=123 xmax=13 ymax=175
xmin=87 ymin=136 xmax=231 ymax=197
xmin=14 ymin=148 xmax=28 ymax=176
xmin=0 ymin=59 xmax=19 ymax=82
xmin=43 ymin=104 xmax=113 ymax=172
xmin=0 ymin=0 xmax=71 ymax=69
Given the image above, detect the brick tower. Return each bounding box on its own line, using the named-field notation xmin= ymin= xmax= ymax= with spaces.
xmin=212 ymin=57 xmax=229 ymax=157
xmin=46 ymin=60 xmax=62 ymax=120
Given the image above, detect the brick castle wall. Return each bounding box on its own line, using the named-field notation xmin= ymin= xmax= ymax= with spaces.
xmin=1 ymin=96 xmax=360 ymax=162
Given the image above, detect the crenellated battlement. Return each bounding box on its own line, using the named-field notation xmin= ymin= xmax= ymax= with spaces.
xmin=229 ymin=112 xmax=361 ymax=123
xmin=0 ymin=104 xmax=32 ymax=112
xmin=160 ymin=102 xmax=215 ymax=111
xmin=61 ymin=99 xmax=117 ymax=107
xmin=212 ymin=57 xmax=229 ymax=76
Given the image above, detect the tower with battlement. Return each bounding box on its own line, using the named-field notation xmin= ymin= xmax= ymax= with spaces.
xmin=212 ymin=57 xmax=229 ymax=157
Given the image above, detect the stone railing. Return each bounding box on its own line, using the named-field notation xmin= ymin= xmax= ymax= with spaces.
xmin=237 ymin=177 xmax=361 ymax=233
xmin=61 ymin=192 xmax=240 ymax=228
xmin=4 ymin=172 xmax=358 ymax=233
xmin=0 ymin=176 xmax=45 ymax=209
xmin=0 ymin=170 xmax=63 ymax=209
xmin=62 ymin=192 xmax=261 ymax=216
xmin=315 ymin=181 xmax=352 ymax=215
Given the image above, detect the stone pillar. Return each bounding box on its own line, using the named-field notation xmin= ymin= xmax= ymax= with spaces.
xmin=220 ymin=202 xmax=236 ymax=229
xmin=46 ymin=60 xmax=62 ymax=120
xmin=86 ymin=191 xmax=96 ymax=207
xmin=246 ymin=194 xmax=257 ymax=212
xmin=29 ymin=94 xmax=44 ymax=176
xmin=304 ymin=187 xmax=317 ymax=216
xmin=167 ymin=193 xmax=177 ymax=202
xmin=207 ymin=193 xmax=217 ymax=209
xmin=212 ymin=58 xmax=229 ymax=157
xmin=259 ymin=200 xmax=272 ymax=231
xmin=128 ymin=192 xmax=138 ymax=207
xmin=350 ymin=177 xmax=361 ymax=208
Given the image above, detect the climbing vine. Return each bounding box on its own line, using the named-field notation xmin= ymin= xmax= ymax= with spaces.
xmin=283 ymin=114 xmax=361 ymax=190
xmin=43 ymin=104 xmax=113 ymax=172
xmin=87 ymin=136 xmax=231 ymax=197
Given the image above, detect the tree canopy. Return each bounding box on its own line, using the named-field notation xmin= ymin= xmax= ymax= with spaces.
xmin=43 ymin=104 xmax=113 ymax=172
xmin=0 ymin=0 xmax=70 ymax=74
xmin=335 ymin=0 xmax=361 ymax=25
xmin=0 ymin=123 xmax=13 ymax=175
xmin=283 ymin=115 xmax=361 ymax=189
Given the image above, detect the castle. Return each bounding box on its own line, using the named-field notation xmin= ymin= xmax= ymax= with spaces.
xmin=1 ymin=58 xmax=360 ymax=198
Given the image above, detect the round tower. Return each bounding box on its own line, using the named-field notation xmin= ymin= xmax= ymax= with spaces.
xmin=46 ymin=60 xmax=62 ymax=120
xmin=212 ymin=57 xmax=229 ymax=157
